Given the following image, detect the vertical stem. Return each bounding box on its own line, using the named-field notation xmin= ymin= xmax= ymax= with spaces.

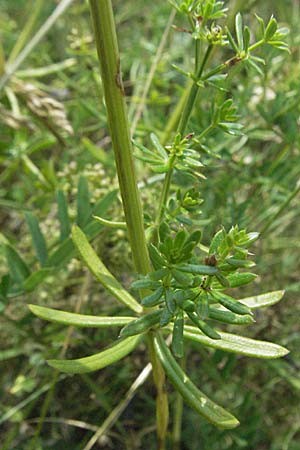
xmin=89 ymin=0 xmax=150 ymax=275
xmin=177 ymin=44 xmax=213 ymax=135
xmin=88 ymin=2 xmax=168 ymax=448
xmin=172 ymin=356 xmax=185 ymax=450
xmin=156 ymin=44 xmax=213 ymax=225
xmin=148 ymin=334 xmax=169 ymax=450
xmin=0 ymin=39 xmax=5 ymax=76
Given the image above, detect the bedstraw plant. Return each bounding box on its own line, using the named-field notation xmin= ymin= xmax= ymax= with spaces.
xmin=28 ymin=0 xmax=289 ymax=448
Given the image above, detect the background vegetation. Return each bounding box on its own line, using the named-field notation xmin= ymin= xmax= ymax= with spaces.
xmin=1 ymin=0 xmax=300 ymax=449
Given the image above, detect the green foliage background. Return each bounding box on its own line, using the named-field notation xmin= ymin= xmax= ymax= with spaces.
xmin=0 ymin=0 xmax=300 ymax=449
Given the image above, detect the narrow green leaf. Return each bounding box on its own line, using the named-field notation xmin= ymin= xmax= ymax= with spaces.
xmin=208 ymin=308 xmax=254 ymax=325
xmin=120 ymin=310 xmax=162 ymax=337
xmin=5 ymin=244 xmax=30 ymax=283
xmin=23 ymin=269 xmax=52 ymax=292
xmin=141 ymin=287 xmax=164 ymax=307
xmin=160 ymin=306 xmax=173 ymax=327
xmin=56 ymin=190 xmax=70 ymax=241
xmin=148 ymin=244 xmax=167 ymax=269
xmin=48 ymin=190 xmax=117 ymax=268
xmin=187 ymin=311 xmax=221 ymax=340
xmin=212 ymin=291 xmax=252 ymax=315
xmin=172 ymin=312 xmax=184 ymax=358
xmin=235 ymin=13 xmax=244 ymax=50
xmin=174 ymin=230 xmax=188 ymax=252
xmin=226 ymin=272 xmax=256 ymax=288
xmin=172 ymin=268 xmax=191 ymax=285
xmin=183 ymin=325 xmax=289 ymax=358
xmin=178 ymin=264 xmax=218 ymax=275
xmin=150 ymin=133 xmax=168 ymax=158
xmin=239 ymin=290 xmax=285 ymax=310
xmin=77 ymin=176 xmax=91 ymax=228
xmin=226 ymin=27 xmax=239 ymax=53
xmin=0 ymin=274 xmax=10 ymax=299
xmin=25 ymin=212 xmax=48 ymax=266
xmin=247 ymin=58 xmax=264 ymax=76
xmin=244 ymin=26 xmax=251 ymax=52
xmin=215 ymin=273 xmax=230 ymax=287
xmin=131 ymin=278 xmax=161 ymax=290
xmin=255 ymin=14 xmax=265 ymax=37
xmin=47 ymin=335 xmax=140 ymax=374
xmin=72 ymin=225 xmax=142 ymax=313
xmin=29 ymin=304 xmax=134 ymax=327
xmin=209 ymin=229 xmax=224 ymax=254
xmin=153 ymin=333 xmax=239 ymax=429
xmin=265 ymin=16 xmax=277 ymax=41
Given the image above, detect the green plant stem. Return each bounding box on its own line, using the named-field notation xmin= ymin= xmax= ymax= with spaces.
xmin=89 ymin=0 xmax=151 ymax=275
xmin=148 ymin=334 xmax=169 ymax=450
xmin=177 ymin=44 xmax=213 ymax=134
xmin=0 ymin=39 xmax=5 ymax=76
xmin=172 ymin=356 xmax=185 ymax=450
xmin=88 ymin=2 xmax=168 ymax=448
xmin=248 ymin=39 xmax=264 ymax=52
xmin=156 ymin=44 xmax=213 ymax=225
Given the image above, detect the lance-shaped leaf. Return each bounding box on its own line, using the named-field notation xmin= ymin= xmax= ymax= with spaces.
xmin=153 ymin=333 xmax=239 ymax=429
xmin=235 ymin=13 xmax=244 ymax=51
xmin=47 ymin=335 xmax=141 ymax=374
xmin=177 ymin=264 xmax=218 ymax=275
xmin=29 ymin=304 xmax=134 ymax=328
xmin=239 ymin=290 xmax=284 ymax=310
xmin=56 ymin=190 xmax=71 ymax=241
xmin=183 ymin=325 xmax=289 ymax=359
xmin=72 ymin=225 xmax=142 ymax=314
xmin=48 ymin=190 xmax=117 ymax=268
xmin=5 ymin=244 xmax=30 ymax=283
xmin=25 ymin=212 xmax=48 ymax=266
xmin=77 ymin=176 xmax=91 ymax=228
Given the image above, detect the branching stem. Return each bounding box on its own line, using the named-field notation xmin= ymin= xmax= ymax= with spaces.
xmin=156 ymin=44 xmax=213 ymax=226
